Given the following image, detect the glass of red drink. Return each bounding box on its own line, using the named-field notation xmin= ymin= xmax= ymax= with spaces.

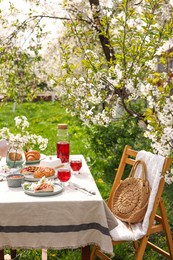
xmin=57 ymin=168 xmax=71 ymax=186
xmin=56 ymin=142 xmax=70 ymax=163
xmin=70 ymin=158 xmax=82 ymax=175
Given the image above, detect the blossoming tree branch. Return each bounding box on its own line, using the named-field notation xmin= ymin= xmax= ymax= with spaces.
xmin=0 ymin=0 xmax=172 ymax=181
xmin=59 ymin=0 xmax=173 ymax=181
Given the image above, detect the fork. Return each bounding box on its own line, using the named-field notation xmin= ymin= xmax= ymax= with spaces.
xmin=70 ymin=182 xmax=96 ymax=196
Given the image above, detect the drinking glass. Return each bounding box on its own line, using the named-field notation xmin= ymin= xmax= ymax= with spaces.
xmin=57 ymin=167 xmax=71 ymax=186
xmin=70 ymin=158 xmax=82 ymax=175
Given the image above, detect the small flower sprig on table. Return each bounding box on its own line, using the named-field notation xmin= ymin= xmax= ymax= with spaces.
xmin=0 ymin=116 xmax=48 ymax=151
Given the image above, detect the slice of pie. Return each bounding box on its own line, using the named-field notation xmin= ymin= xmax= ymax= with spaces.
xmin=34 ymin=182 xmax=54 ymax=192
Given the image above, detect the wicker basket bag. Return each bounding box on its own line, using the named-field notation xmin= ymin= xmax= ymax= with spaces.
xmin=111 ymin=160 xmax=150 ymax=226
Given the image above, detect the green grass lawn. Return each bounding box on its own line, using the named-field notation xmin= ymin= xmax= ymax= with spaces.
xmin=0 ymin=101 xmax=89 ymax=157
xmin=0 ymin=101 xmax=173 ymax=260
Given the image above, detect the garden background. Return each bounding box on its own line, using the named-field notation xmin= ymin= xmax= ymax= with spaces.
xmin=0 ymin=101 xmax=172 ymax=259
xmin=0 ymin=0 xmax=173 ymax=259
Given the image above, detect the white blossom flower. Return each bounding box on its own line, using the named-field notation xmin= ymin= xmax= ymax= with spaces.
xmin=0 ymin=116 xmax=48 ymax=151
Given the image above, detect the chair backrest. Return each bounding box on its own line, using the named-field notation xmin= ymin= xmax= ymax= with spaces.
xmin=107 ymin=145 xmax=137 ymax=209
xmin=107 ymin=145 xmax=172 ymax=211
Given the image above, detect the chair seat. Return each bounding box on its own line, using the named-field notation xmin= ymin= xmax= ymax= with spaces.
xmin=110 ymin=219 xmax=145 ymax=241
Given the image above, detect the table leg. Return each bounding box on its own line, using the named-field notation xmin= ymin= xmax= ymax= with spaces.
xmin=0 ymin=250 xmax=4 ymax=260
xmin=42 ymin=249 xmax=47 ymax=260
xmin=10 ymin=249 xmax=16 ymax=259
xmin=81 ymin=246 xmax=90 ymax=260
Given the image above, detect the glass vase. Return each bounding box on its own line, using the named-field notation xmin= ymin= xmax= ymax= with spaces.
xmin=6 ymin=146 xmax=26 ymax=168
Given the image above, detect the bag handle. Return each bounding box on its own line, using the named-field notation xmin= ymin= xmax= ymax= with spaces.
xmin=129 ymin=160 xmax=147 ymax=181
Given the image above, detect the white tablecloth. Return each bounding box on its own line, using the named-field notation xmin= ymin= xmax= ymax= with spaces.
xmin=0 ymin=155 xmax=117 ymax=256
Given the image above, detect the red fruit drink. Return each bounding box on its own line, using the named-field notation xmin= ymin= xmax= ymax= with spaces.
xmin=57 ymin=168 xmax=71 ymax=182
xmin=56 ymin=142 xmax=69 ymax=163
xmin=70 ymin=160 xmax=82 ymax=172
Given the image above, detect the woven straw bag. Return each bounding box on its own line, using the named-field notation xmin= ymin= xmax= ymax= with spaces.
xmin=111 ymin=160 xmax=150 ymax=226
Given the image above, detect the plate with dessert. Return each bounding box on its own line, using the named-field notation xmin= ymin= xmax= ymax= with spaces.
xmin=20 ymin=165 xmax=56 ymax=182
xmin=22 ymin=177 xmax=63 ymax=197
xmin=25 ymin=150 xmax=46 ymax=165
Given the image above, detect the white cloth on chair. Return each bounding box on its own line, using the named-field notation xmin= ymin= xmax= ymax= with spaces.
xmin=110 ymin=150 xmax=165 ymax=241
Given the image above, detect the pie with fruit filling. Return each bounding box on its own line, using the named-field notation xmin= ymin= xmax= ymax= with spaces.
xmin=20 ymin=166 xmax=55 ymax=178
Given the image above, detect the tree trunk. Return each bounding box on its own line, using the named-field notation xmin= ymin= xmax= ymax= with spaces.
xmin=88 ymin=0 xmax=115 ymax=62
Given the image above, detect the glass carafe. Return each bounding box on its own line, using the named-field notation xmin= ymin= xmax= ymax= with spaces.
xmin=56 ymin=124 xmax=70 ymax=163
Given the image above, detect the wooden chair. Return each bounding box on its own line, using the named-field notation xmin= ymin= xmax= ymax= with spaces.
xmin=90 ymin=145 xmax=173 ymax=260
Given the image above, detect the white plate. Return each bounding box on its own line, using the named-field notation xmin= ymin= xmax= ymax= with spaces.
xmin=23 ymin=184 xmax=63 ymax=197
xmin=24 ymin=174 xmax=57 ymax=182
xmin=25 ymin=154 xmax=47 ymax=165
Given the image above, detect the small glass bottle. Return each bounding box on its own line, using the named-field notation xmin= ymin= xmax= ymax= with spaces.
xmin=56 ymin=124 xmax=70 ymax=163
